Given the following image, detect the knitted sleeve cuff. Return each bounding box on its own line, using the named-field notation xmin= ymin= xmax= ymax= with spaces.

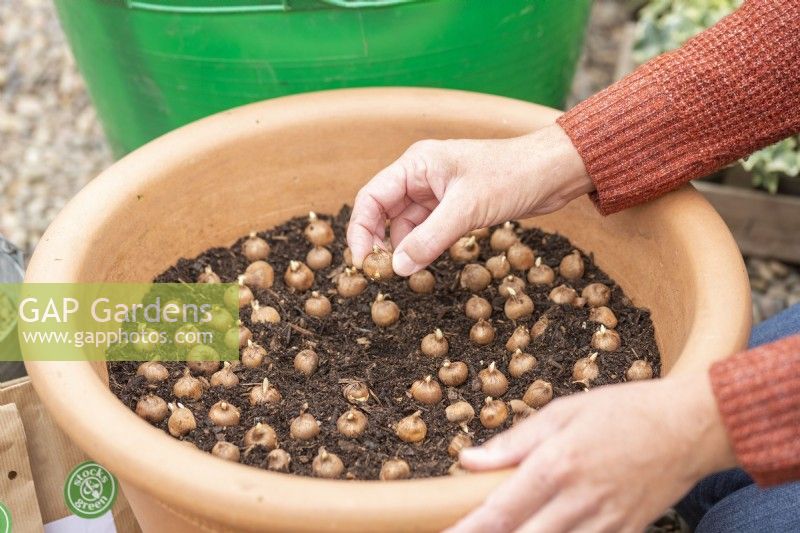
xmin=557 ymin=0 xmax=800 ymax=215
xmin=556 ymin=55 xmax=701 ymax=215
xmin=709 ymin=335 xmax=800 ymax=486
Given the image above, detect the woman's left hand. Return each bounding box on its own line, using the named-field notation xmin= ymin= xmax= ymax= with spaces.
xmin=447 ymin=372 xmax=737 ymax=533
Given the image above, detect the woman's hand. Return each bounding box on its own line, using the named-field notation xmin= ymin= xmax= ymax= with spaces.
xmin=447 ymin=373 xmax=737 ymax=533
xmin=346 ymin=124 xmax=593 ymax=276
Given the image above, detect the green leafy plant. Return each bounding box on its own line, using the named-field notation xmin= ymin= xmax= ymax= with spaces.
xmin=741 ymin=137 xmax=800 ymax=194
xmin=634 ymin=0 xmax=799 ymax=194
xmin=633 ymin=0 xmax=742 ymax=64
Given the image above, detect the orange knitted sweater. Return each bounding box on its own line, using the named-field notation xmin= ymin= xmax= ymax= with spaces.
xmin=558 ymin=0 xmax=800 ymax=486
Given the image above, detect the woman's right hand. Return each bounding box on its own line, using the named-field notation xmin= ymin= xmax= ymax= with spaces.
xmin=346 ymin=123 xmax=594 ymax=276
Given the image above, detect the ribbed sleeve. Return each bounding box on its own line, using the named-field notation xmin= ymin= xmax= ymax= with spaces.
xmin=558 ymin=0 xmax=800 ymax=214
xmin=709 ymin=335 xmax=800 ymax=486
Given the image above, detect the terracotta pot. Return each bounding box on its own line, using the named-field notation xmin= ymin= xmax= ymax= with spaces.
xmin=24 ymin=88 xmax=750 ymax=532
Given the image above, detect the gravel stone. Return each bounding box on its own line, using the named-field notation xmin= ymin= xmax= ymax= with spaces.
xmin=747 ymin=257 xmax=800 ymax=322
xmin=0 ymin=0 xmax=112 ymax=257
xmin=568 ymin=0 xmax=633 ymax=106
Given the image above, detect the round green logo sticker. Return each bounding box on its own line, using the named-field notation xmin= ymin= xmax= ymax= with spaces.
xmin=0 ymin=502 xmax=11 ymax=533
xmin=64 ymin=461 xmax=118 ymax=519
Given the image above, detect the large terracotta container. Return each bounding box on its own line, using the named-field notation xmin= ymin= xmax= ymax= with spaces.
xmin=24 ymin=88 xmax=750 ymax=532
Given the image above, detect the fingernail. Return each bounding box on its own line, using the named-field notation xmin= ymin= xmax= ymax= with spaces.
xmin=393 ymin=250 xmax=420 ymax=277
xmin=458 ymin=446 xmax=484 ymax=463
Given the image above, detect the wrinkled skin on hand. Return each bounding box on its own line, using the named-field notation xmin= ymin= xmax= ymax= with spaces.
xmin=347 ymin=124 xmax=592 ymax=276
xmin=447 ymin=373 xmax=736 ymax=533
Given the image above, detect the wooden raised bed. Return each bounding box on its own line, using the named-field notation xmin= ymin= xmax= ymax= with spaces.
xmin=694 ymin=180 xmax=800 ymax=263
xmin=612 ymin=29 xmax=800 ymax=265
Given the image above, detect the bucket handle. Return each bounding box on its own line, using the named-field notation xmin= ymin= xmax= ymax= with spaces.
xmin=317 ymin=0 xmax=423 ymax=7
xmin=123 ymin=0 xmax=423 ymax=13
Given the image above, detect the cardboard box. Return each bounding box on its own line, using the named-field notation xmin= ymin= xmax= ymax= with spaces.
xmin=0 ymin=377 xmax=140 ymax=532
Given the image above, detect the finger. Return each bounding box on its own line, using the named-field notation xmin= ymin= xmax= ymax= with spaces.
xmin=347 ymin=160 xmax=412 ymax=267
xmin=459 ymin=410 xmax=560 ymax=471
xmin=569 ymin=510 xmax=629 ymax=533
xmin=346 ymin=219 xmax=384 ymax=270
xmin=392 ymin=195 xmax=470 ymax=276
xmin=516 ymin=492 xmax=598 ymax=533
xmin=446 ymin=450 xmax=561 ymax=533
xmin=389 ymin=202 xmax=432 ymax=251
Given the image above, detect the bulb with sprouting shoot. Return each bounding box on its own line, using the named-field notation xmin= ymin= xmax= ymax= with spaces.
xmin=449 ymin=235 xmax=481 ymax=263
xmin=304 ymin=211 xmax=334 ymax=246
xmin=371 ymin=293 xmax=400 ymax=327
xmin=591 ymin=325 xmax=621 ymax=351
xmin=527 ymin=257 xmax=555 ymax=285
xmin=363 ymin=245 xmax=395 ymax=280
xmin=243 ymin=232 xmax=270 ymax=262
xmin=420 ymin=328 xmax=448 ymax=357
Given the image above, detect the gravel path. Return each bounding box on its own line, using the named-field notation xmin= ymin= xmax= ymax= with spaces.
xmin=0 ymin=0 xmax=112 ymax=255
xmin=0 ymin=0 xmax=797 ymax=323
xmin=568 ymin=0 xmax=633 ymax=106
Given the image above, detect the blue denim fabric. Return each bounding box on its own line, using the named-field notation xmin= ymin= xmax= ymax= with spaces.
xmin=749 ymin=303 xmax=800 ymax=347
xmin=675 ymin=303 xmax=800 ymax=532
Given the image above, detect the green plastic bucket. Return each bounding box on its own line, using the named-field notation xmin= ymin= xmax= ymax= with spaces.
xmin=54 ymin=0 xmax=591 ymax=156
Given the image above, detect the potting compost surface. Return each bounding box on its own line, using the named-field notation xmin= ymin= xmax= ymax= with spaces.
xmin=108 ymin=207 xmax=659 ymax=479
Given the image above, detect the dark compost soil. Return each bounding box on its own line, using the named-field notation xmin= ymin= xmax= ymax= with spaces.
xmin=108 ymin=206 xmax=660 ymax=480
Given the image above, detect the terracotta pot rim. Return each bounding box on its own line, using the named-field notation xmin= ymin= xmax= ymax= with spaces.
xmin=23 ymin=88 xmax=751 ymax=530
